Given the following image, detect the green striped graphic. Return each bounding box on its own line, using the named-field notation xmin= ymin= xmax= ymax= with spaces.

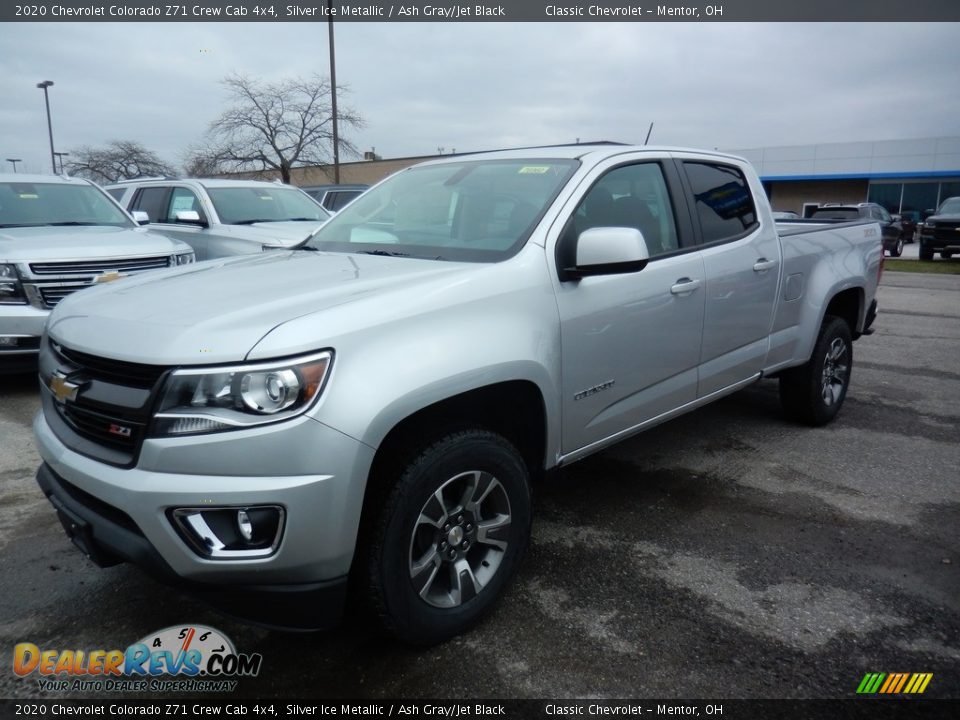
xmin=856 ymin=673 xmax=886 ymax=693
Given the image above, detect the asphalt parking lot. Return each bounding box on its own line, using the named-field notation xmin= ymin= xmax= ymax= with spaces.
xmin=1 ymin=271 xmax=957 ymax=700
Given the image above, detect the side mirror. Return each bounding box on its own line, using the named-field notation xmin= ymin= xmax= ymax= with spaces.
xmin=564 ymin=227 xmax=650 ymax=280
xmin=891 ymin=214 xmax=901 ymax=222
xmin=131 ymin=210 xmax=150 ymax=225
xmin=174 ymin=210 xmax=205 ymax=226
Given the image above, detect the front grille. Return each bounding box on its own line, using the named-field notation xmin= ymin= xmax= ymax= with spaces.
xmin=931 ymin=222 xmax=960 ymax=243
xmin=43 ymin=338 xmax=169 ymax=466
xmin=30 ymin=256 xmax=171 ymax=275
xmin=61 ymin=404 xmax=144 ymax=452
xmin=54 ymin=342 xmax=167 ymax=388
xmin=39 ymin=284 xmax=90 ymax=308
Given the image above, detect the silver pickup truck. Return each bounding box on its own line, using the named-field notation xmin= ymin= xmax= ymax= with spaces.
xmin=33 ymin=146 xmax=881 ymax=644
xmin=0 ymin=174 xmax=194 ymax=373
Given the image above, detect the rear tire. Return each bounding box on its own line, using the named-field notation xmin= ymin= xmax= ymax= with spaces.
xmin=779 ymin=316 xmax=853 ymax=426
xmin=365 ymin=429 xmax=532 ymax=645
xmin=889 ymin=239 xmax=903 ymax=257
xmin=941 ymin=251 xmax=953 ymax=260
xmin=919 ymin=247 xmax=934 ymax=261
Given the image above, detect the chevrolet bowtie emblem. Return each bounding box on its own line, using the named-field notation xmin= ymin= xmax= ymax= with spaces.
xmin=49 ymin=373 xmax=81 ymax=404
xmin=93 ymin=270 xmax=126 ymax=284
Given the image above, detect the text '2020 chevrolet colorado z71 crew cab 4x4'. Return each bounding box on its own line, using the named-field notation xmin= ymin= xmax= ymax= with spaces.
xmin=33 ymin=146 xmax=881 ymax=644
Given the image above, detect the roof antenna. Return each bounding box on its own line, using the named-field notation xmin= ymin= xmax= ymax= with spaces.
xmin=644 ymin=123 xmax=654 ymax=145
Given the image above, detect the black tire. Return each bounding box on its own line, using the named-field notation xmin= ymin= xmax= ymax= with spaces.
xmin=919 ymin=246 xmax=934 ymax=261
xmin=889 ymin=239 xmax=903 ymax=257
xmin=941 ymin=251 xmax=953 ymax=260
xmin=366 ymin=429 xmax=532 ymax=645
xmin=779 ymin=316 xmax=853 ymax=426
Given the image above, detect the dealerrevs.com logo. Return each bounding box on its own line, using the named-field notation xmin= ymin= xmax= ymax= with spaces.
xmin=13 ymin=625 xmax=262 ymax=693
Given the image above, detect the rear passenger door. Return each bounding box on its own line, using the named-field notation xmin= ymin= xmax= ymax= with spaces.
xmin=674 ymin=155 xmax=780 ymax=397
xmin=552 ymin=156 xmax=706 ymax=455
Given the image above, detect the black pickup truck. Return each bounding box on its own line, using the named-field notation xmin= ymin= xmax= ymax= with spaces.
xmin=919 ymin=197 xmax=960 ymax=260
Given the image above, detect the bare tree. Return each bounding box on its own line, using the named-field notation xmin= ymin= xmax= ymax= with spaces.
xmin=66 ymin=140 xmax=176 ymax=183
xmin=191 ymin=72 xmax=363 ymax=184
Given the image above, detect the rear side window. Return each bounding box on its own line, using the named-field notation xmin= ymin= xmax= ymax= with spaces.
xmin=683 ymin=162 xmax=758 ymax=244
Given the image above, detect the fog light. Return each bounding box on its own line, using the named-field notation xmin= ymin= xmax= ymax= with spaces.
xmin=170 ymin=506 xmax=284 ymax=559
xmin=237 ymin=510 xmax=253 ymax=541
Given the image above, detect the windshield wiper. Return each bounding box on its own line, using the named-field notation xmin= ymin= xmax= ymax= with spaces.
xmin=44 ymin=221 xmax=105 ymax=226
xmin=234 ymin=218 xmax=319 ymax=225
xmin=354 ymin=249 xmax=410 ymax=257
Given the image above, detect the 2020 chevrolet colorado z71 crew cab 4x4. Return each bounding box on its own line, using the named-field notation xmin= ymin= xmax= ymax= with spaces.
xmin=34 ymin=146 xmax=881 ymax=644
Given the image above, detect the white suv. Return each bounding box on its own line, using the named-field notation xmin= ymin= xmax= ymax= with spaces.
xmin=106 ymin=178 xmax=331 ymax=260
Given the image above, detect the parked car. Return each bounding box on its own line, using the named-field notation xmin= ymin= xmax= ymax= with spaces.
xmin=808 ymin=203 xmax=903 ymax=256
xmin=918 ymin=197 xmax=960 ymax=260
xmin=34 ymin=146 xmax=881 ymax=643
xmin=0 ymin=174 xmax=194 ymax=373
xmin=895 ymin=210 xmax=919 ymax=244
xmin=300 ymin=184 xmax=369 ymax=213
xmin=106 ymin=178 xmax=331 ymax=260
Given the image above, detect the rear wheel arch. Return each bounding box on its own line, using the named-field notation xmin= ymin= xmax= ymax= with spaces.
xmin=821 ymin=287 xmax=863 ymax=341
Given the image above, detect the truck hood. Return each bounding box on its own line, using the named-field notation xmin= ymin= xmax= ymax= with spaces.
xmin=213 ymin=221 xmax=327 ymax=248
xmin=47 ymin=250 xmax=472 ymax=365
xmin=0 ymin=225 xmax=190 ymax=262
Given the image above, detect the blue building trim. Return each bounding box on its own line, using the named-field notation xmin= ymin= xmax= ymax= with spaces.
xmin=761 ymin=171 xmax=960 ymax=182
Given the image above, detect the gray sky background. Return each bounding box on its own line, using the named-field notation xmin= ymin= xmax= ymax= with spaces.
xmin=2 ymin=22 xmax=959 ymax=174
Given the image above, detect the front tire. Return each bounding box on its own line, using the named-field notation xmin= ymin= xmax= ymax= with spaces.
xmin=366 ymin=429 xmax=532 ymax=645
xmin=779 ymin=316 xmax=853 ymax=426
xmin=919 ymin=246 xmax=934 ymax=261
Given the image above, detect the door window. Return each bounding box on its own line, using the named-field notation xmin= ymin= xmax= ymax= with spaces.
xmin=561 ymin=162 xmax=680 ymax=269
xmin=132 ymin=187 xmax=170 ymax=223
xmin=683 ymin=162 xmax=758 ymax=244
xmin=165 ymin=187 xmax=206 ymax=223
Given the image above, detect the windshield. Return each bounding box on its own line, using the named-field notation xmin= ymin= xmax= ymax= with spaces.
xmin=206 ymin=186 xmax=331 ymax=225
xmin=938 ymin=198 xmax=960 ymax=215
xmin=302 ymin=158 xmax=580 ymax=262
xmin=0 ymin=182 xmax=134 ymax=229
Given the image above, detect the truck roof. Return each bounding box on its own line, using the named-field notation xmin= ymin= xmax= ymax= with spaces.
xmin=416 ymin=144 xmax=747 ymax=165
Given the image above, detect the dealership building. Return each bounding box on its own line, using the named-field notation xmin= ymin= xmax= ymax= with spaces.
xmin=285 ymin=136 xmax=960 ymax=220
xmin=732 ymin=136 xmax=960 ymax=219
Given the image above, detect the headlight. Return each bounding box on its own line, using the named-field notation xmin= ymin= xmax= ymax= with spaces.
xmin=152 ymin=351 xmax=332 ymax=437
xmin=0 ymin=264 xmax=27 ymax=305
xmin=173 ymin=252 xmax=196 ymax=265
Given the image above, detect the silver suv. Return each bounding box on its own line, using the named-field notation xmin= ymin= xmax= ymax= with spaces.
xmin=106 ymin=178 xmax=331 ymax=260
xmin=0 ymin=173 xmax=194 ymax=372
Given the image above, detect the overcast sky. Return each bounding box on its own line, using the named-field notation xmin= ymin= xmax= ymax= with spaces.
xmin=2 ymin=21 xmax=958 ymax=174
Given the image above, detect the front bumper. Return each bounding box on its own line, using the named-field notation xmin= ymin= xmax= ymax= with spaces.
xmin=0 ymin=304 xmax=47 ymax=370
xmin=34 ymin=409 xmax=376 ymax=629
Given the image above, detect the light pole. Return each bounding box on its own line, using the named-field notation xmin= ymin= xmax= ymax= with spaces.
xmin=326 ymin=0 xmax=340 ymax=183
xmin=54 ymin=152 xmax=69 ymax=174
xmin=36 ymin=80 xmax=56 ymax=174
xmin=5 ymin=158 xmax=22 ymax=173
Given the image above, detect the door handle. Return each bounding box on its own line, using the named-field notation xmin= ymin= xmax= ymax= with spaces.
xmin=670 ymin=278 xmax=701 ymax=295
xmin=753 ymin=258 xmax=777 ymax=272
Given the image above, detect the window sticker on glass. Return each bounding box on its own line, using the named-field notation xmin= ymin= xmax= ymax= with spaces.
xmin=171 ymin=196 xmax=195 ymax=212
xmin=256 ymin=193 xmax=274 ymax=200
xmin=18 ymin=193 xmax=39 ymax=199
xmin=518 ymin=166 xmax=551 ymax=174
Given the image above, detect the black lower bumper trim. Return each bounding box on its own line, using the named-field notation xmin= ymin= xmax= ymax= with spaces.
xmin=35 ymin=462 xmax=347 ymax=631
